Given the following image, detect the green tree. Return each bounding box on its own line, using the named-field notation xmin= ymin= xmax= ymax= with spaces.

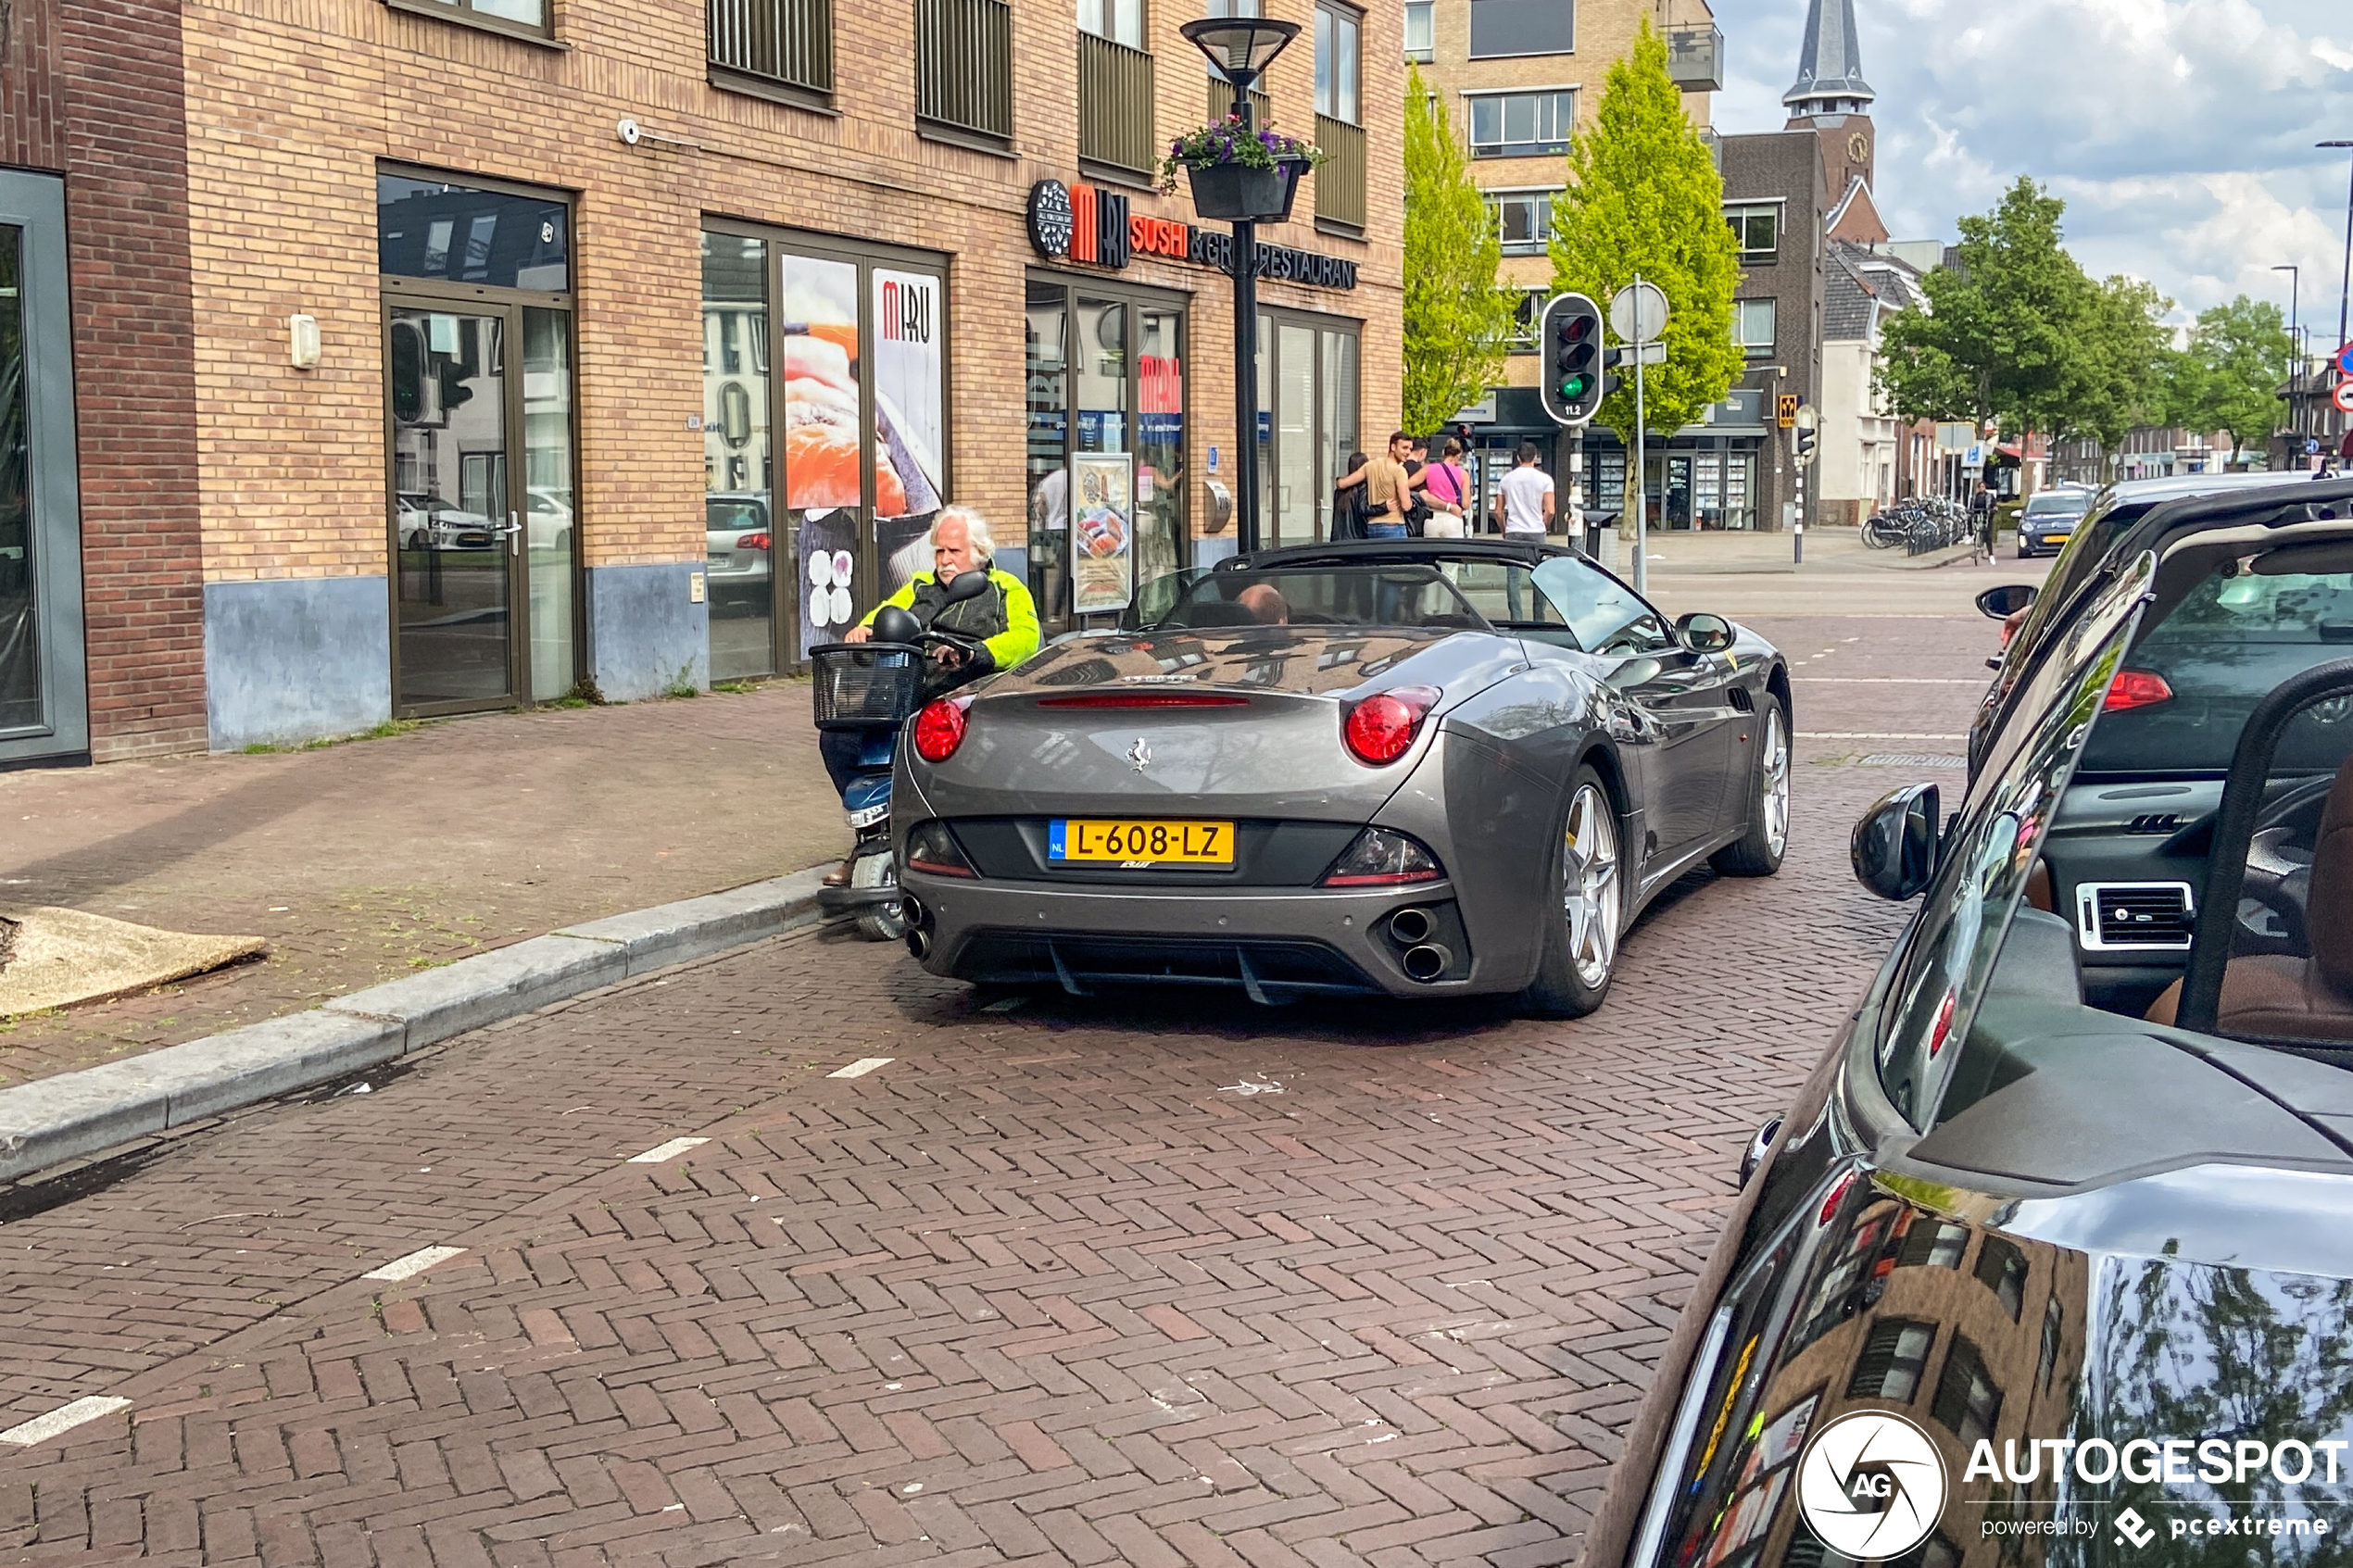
xmin=1401 ymin=64 xmax=1514 ymax=434
xmin=1879 ymin=177 xmax=2088 ymax=436
xmin=2057 ymin=273 xmax=2173 ymax=475
xmin=2170 ymin=295 xmax=2294 ymax=465
xmin=1547 ymin=20 xmax=1742 ymax=470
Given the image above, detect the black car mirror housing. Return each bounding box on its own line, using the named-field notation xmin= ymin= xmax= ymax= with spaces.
xmin=1852 ymin=783 xmax=1941 ymax=900
xmin=871 ymin=605 xmax=924 ymax=645
xmin=941 ymin=570 xmax=992 ymax=606
xmin=1975 ymin=583 xmax=2038 ymax=620
xmin=1676 ymin=612 xmax=1735 ymax=654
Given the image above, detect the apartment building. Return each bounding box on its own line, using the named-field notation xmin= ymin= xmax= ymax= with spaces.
xmin=0 ymin=0 xmax=1403 ymax=761
xmin=1403 ymin=0 xmax=1722 ymax=521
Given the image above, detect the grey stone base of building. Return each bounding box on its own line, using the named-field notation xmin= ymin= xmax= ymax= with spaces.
xmin=587 ymin=562 xmax=709 ymax=701
xmin=204 ymin=576 xmax=393 ymax=751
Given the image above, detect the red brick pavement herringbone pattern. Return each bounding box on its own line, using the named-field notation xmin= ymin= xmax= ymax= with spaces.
xmin=0 ymin=625 xmax=1990 ymax=1566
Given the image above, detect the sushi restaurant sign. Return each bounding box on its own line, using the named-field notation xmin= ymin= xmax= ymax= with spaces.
xmin=1027 ymin=179 xmax=1359 ymax=291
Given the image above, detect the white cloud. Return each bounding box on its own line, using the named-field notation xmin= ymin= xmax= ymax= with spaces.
xmin=1708 ymin=0 xmax=2353 ymax=320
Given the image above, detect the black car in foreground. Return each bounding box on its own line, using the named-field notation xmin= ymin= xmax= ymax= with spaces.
xmin=1582 ymin=476 xmax=2353 ymax=1566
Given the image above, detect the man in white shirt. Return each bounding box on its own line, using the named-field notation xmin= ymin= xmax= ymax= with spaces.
xmin=1498 ymin=442 xmax=1554 ymax=538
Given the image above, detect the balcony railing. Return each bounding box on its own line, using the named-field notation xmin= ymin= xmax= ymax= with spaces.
xmin=917 ymin=0 xmax=1013 ymax=144
xmin=1668 ymin=26 xmax=1724 ymax=93
xmin=1205 ymin=78 xmax=1272 ymax=130
xmin=1698 ymin=124 xmax=1721 ymax=170
xmin=1315 ymin=115 xmax=1365 ymax=231
xmin=710 ymin=0 xmax=833 ymax=95
xmin=1079 ymin=32 xmax=1156 ymax=181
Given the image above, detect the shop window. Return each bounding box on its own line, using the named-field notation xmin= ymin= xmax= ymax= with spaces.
xmin=1468 ymin=91 xmax=1573 ymax=157
xmin=0 ymin=171 xmax=84 ymax=764
xmin=2036 ymin=1298 xmax=2063 ymax=1391
xmin=703 ymin=232 xmax=775 ymax=684
xmin=395 ymin=0 xmax=549 ymax=38
xmin=1726 ymin=203 xmax=1779 ymax=260
xmin=1254 ymin=310 xmax=1357 ymax=547
xmin=1403 ymin=0 xmax=1431 ymax=60
xmin=1487 ymin=191 xmax=1554 ymax=254
xmin=1732 ymin=297 xmax=1775 ymax=356
xmin=1897 ymin=1218 xmax=1969 ymax=1269
xmin=1468 ymin=0 xmax=1571 ymax=58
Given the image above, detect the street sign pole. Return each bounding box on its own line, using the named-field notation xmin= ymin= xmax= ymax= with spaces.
xmin=1633 ymin=274 xmax=1647 ymax=595
xmin=1790 ymin=403 xmax=1820 ymax=563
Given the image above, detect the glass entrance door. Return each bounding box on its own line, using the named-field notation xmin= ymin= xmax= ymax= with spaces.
xmin=390 ymin=305 xmax=516 ymax=707
xmin=1644 ymin=453 xmax=1694 ymax=531
xmin=0 ymin=227 xmax=40 ymax=734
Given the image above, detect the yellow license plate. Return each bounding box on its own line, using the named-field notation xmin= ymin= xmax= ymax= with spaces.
xmin=1050 ymin=819 xmax=1234 ymax=867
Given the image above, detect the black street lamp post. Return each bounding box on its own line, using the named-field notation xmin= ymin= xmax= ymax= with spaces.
xmin=2323 ymin=141 xmax=2353 ymax=459
xmin=1180 ymin=14 xmax=1301 ymax=555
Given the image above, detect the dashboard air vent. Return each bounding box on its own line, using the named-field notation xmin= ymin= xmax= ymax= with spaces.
xmin=2074 ymin=881 xmax=2195 ymax=952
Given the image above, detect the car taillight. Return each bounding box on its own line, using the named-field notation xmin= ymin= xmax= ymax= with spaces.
xmin=1817 ymin=1168 xmax=1857 ymax=1227
xmin=912 ymin=696 xmax=971 ymax=763
xmin=1342 ymin=684 xmax=1442 ymax=765
xmin=2103 ymin=670 xmax=2172 ymax=712
xmin=1320 ymin=827 xmax=1444 ymax=886
xmin=903 ymin=820 xmax=975 ymax=878
xmin=736 ymin=531 xmax=772 ymax=551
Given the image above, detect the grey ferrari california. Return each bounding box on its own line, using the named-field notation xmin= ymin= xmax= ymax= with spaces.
xmin=888 ymin=538 xmax=1791 ymax=1016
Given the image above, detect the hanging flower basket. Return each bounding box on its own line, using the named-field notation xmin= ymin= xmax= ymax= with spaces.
xmin=1163 ymin=119 xmax=1324 ymax=222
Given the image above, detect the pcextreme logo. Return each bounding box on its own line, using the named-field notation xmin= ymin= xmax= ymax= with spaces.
xmin=1796 ymin=1411 xmax=1950 ymax=1559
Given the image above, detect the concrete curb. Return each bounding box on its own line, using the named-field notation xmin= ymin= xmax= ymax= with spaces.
xmin=0 ymin=867 xmax=829 ymax=1184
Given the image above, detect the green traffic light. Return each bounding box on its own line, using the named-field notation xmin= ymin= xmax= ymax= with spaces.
xmin=1559 ymin=375 xmax=1591 ymax=400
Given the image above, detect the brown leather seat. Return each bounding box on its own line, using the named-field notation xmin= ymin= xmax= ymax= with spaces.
xmin=2148 ymin=752 xmax=2353 ymax=1042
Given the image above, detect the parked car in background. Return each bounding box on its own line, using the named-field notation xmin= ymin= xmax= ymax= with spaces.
xmin=2010 ymin=483 xmax=2095 ymax=558
xmin=396 ymin=492 xmax=497 ymax=550
xmin=705 ymin=493 xmax=773 ymax=614
xmin=1579 ymin=476 xmax=2353 ymax=1568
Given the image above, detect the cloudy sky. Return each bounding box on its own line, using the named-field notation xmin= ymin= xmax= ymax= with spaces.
xmin=1708 ymin=0 xmax=2353 ymax=333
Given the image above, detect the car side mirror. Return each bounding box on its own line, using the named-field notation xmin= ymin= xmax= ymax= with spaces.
xmin=1975 ymin=583 xmax=2037 ymax=620
xmin=1676 ymin=612 xmax=1735 ymax=654
xmin=1852 ymin=783 xmax=1941 ymax=900
xmin=942 ymin=570 xmax=992 ymax=607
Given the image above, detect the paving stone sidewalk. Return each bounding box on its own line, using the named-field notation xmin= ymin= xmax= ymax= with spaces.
xmin=0 ymin=685 xmax=845 ymax=1089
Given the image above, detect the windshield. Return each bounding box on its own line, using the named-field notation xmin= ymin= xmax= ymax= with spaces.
xmin=1878 ymin=550 xmax=2155 ymax=1126
xmin=2080 ymin=558 xmax=2353 ymax=775
xmin=2024 ymin=492 xmax=2090 ymax=519
xmin=1154 ymin=567 xmax=1486 ymax=631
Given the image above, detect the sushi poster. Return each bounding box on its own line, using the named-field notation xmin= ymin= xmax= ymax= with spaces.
xmin=871 ymin=269 xmax=944 ymax=522
xmin=780 ymin=255 xmax=862 ymax=514
xmin=1069 ymin=453 xmax=1134 ymax=616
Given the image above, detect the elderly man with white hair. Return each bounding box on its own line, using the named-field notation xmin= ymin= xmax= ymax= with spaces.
xmin=845 ymin=506 xmax=1041 ymax=672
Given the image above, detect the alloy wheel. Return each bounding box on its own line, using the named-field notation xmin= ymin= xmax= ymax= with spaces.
xmin=1562 ymin=783 xmax=1621 ymax=990
xmin=1762 ymin=706 xmax=1791 ymax=859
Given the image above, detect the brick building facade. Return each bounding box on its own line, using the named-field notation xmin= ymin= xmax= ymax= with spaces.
xmin=3 ymin=0 xmax=1403 ymax=759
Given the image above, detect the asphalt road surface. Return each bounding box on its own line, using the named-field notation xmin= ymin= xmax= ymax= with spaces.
xmin=0 ymin=594 xmax=2010 ymax=1568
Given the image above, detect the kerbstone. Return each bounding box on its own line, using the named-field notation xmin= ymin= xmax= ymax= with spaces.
xmin=558 ymin=869 xmax=828 ymax=976
xmin=323 ymin=934 xmax=628 ymax=1047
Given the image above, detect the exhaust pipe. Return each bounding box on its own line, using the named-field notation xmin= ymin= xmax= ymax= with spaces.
xmin=901 ymin=894 xmax=928 ymax=930
xmin=1388 ymin=907 xmax=1435 ymax=946
xmin=1402 ymin=943 xmax=1451 ymax=983
xmin=905 ymin=926 xmax=932 ymax=960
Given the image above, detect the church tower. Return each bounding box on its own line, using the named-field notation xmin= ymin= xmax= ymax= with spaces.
xmin=1783 ymin=0 xmax=1883 ymax=243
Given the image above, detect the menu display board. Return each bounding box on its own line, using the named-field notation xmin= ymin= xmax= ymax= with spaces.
xmin=1069 ymin=453 xmax=1135 ymax=615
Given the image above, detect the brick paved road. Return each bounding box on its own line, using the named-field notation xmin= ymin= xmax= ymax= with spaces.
xmin=0 ymin=610 xmax=1996 ymax=1567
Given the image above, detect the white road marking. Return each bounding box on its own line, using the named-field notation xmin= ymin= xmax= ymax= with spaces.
xmin=1798 ymin=731 xmax=1967 ymax=740
xmin=1793 ymin=677 xmax=1982 ymax=684
xmin=627 ymin=1137 xmax=710 ymax=1164
xmin=1219 ymin=1080 xmax=1283 ymax=1096
xmin=363 ymin=1245 xmax=467 ymax=1283
xmin=0 ymin=1396 xmax=132 ymax=1447
xmin=827 ymin=1058 xmax=894 ymax=1079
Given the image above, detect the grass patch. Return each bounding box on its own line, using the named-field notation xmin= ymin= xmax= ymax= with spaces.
xmin=240 ymin=718 xmax=423 ymax=755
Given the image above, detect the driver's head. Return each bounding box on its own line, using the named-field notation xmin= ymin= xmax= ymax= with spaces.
xmin=1237 ymin=583 xmax=1289 ymax=624
xmin=929 ymin=508 xmax=995 ymax=579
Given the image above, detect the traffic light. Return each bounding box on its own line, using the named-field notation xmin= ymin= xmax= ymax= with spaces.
xmin=1794 ymin=424 xmax=1818 ymax=464
xmin=1538 ymin=293 xmax=1605 ymax=426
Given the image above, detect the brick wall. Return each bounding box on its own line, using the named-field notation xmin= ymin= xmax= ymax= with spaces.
xmin=0 ymin=0 xmax=208 ymax=759
xmin=181 ymin=0 xmax=1404 ymax=586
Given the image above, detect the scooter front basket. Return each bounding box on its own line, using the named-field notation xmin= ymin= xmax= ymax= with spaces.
xmin=808 ymin=642 xmax=924 ymax=730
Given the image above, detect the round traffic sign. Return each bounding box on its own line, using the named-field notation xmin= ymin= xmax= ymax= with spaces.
xmin=2334 ymin=379 xmax=2353 ymax=416
xmin=2337 ymin=342 xmax=2353 ymax=377
xmin=1609 ymin=281 xmax=1670 ymax=345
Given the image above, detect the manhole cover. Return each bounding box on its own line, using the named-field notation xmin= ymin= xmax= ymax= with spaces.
xmin=1856 ymin=752 xmax=1967 ymax=769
